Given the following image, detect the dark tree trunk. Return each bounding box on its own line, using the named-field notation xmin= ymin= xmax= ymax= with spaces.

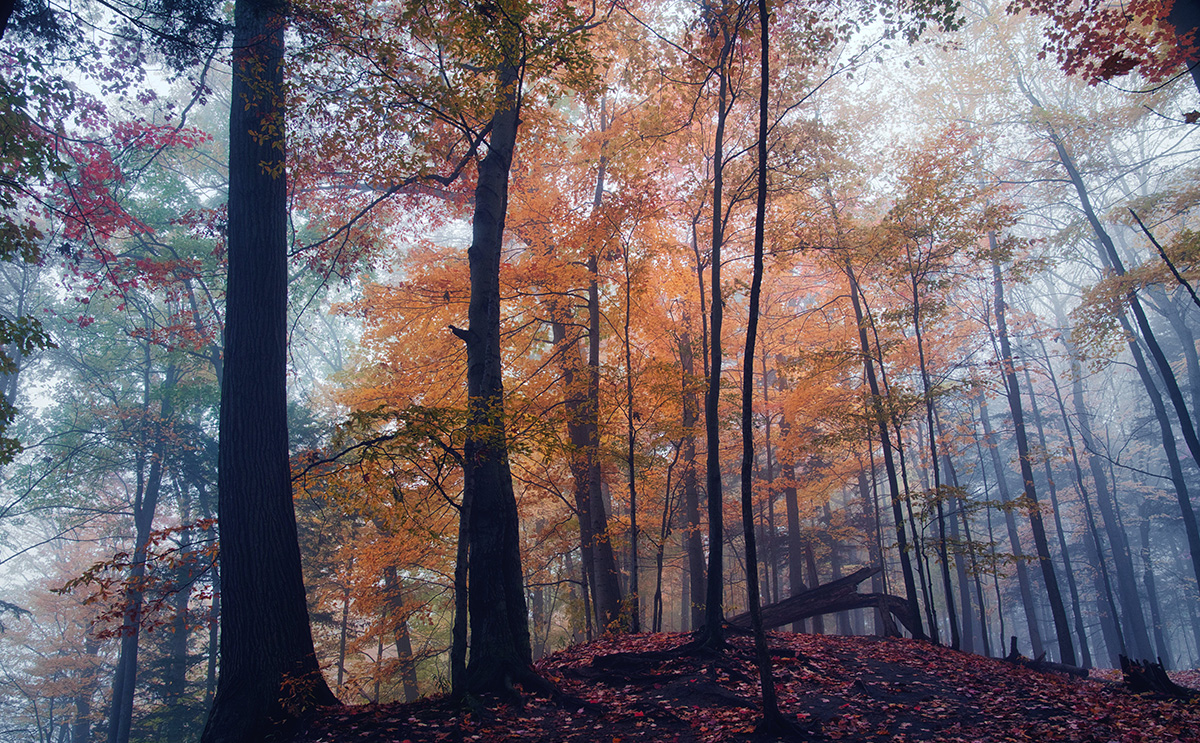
xmin=977 ymin=394 xmax=1044 ymax=658
xmin=740 ymin=1 xmax=787 ymax=727
xmin=842 ymin=256 xmax=924 ymax=640
xmin=73 ymin=638 xmax=100 ymax=743
xmin=1037 ymin=326 xmax=1127 ymax=666
xmin=991 ymin=255 xmax=1075 ymax=665
xmin=623 ymin=238 xmax=640 ymax=632
xmin=1045 ymin=124 xmax=1200 ymax=600
xmin=698 ymin=9 xmax=739 ymax=650
xmin=450 ymin=57 xmax=534 ymax=694
xmin=586 ymin=255 xmax=624 ymax=630
xmin=1020 ymin=358 xmax=1091 ymax=668
xmin=1048 ymin=298 xmax=1154 ymax=661
xmin=200 ymin=1 xmax=339 ymax=738
xmin=781 ymin=455 xmax=806 ymax=632
xmin=679 ymin=330 xmax=705 ymax=632
xmin=939 ymin=450 xmax=977 ymax=655
xmin=909 ymin=279 xmax=959 ymax=649
xmin=553 ymin=315 xmax=621 ymax=631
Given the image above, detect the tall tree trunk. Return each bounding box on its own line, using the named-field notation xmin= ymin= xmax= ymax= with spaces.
xmin=909 ymin=275 xmax=959 ymax=649
xmin=450 ymin=55 xmax=534 ymax=693
xmin=1138 ymin=506 xmax=1172 ymax=666
xmin=991 ymin=253 xmax=1075 ymax=665
xmin=679 ymin=329 xmax=705 ymax=631
xmin=73 ymin=638 xmax=100 ymax=743
xmin=939 ymin=449 xmax=977 ymax=655
xmin=977 ymin=393 xmax=1044 ymax=658
xmin=781 ymin=454 xmax=806 ymax=632
xmin=201 ymin=1 xmax=340 ymax=738
xmin=623 ymin=239 xmax=640 ymax=632
xmin=1044 ymin=122 xmax=1200 ymax=598
xmin=586 ymin=256 xmax=624 ymax=629
xmin=698 ymin=8 xmax=741 ymax=650
xmin=1048 ymin=298 xmax=1155 ymax=661
xmin=552 ymin=316 xmax=621 ymax=631
xmin=1020 ymin=358 xmax=1091 ymax=667
xmin=108 ymin=363 xmax=176 ymax=743
xmin=740 ymin=1 xmax=787 ymax=727
xmin=383 ymin=566 xmax=419 ymax=702
xmin=1036 ymin=328 xmax=1127 ymax=665
xmin=842 ymin=256 xmax=924 ymax=640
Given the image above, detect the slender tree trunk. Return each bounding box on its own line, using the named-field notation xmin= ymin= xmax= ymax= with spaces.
xmin=699 ymin=11 xmax=738 ymax=649
xmin=782 ymin=455 xmax=806 ymax=632
xmin=909 ymin=280 xmax=959 ymax=649
xmin=383 ymin=566 xmax=419 ymax=702
xmin=1048 ymin=298 xmax=1156 ymax=660
xmin=842 ymin=257 xmax=924 ymax=640
xmin=1138 ymin=507 xmax=1171 ymax=666
xmin=939 ymin=449 xmax=976 ymax=655
xmin=739 ymin=3 xmax=787 ymax=723
xmin=109 ymin=364 xmax=177 ymax=743
xmin=1036 ymin=328 xmax=1127 ymax=665
xmin=978 ymin=394 xmax=1044 ymax=658
xmin=623 ymin=239 xmax=640 ymax=632
xmin=679 ymin=329 xmax=705 ymax=631
xmin=201 ymin=1 xmax=339 ymax=737
xmin=1020 ymin=359 xmax=1091 ymax=668
xmin=1046 ymin=125 xmax=1200 ymax=598
xmin=990 ymin=255 xmax=1075 ymax=665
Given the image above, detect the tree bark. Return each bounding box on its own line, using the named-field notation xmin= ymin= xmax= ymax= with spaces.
xmin=451 ymin=56 xmax=534 ymax=693
xmin=201 ymin=1 xmax=339 ymax=738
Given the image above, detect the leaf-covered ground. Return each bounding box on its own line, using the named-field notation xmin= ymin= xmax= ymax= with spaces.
xmin=294 ymin=632 xmax=1200 ymax=742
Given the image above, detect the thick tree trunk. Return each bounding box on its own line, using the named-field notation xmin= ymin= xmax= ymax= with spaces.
xmin=201 ymin=1 xmax=339 ymax=739
xmin=451 ymin=58 xmax=534 ymax=694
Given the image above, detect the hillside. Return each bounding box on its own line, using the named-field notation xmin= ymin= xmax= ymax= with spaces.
xmin=293 ymin=632 xmax=1200 ymax=742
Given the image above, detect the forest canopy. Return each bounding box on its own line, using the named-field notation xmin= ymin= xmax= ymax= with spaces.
xmin=1 ymin=0 xmax=1200 ymax=740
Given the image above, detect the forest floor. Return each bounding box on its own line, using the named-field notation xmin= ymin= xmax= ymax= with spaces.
xmin=293 ymin=631 xmax=1200 ymax=743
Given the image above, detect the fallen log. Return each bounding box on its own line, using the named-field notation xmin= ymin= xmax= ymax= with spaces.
xmin=1004 ymin=636 xmax=1087 ymax=677
xmin=727 ymin=566 xmax=917 ymax=637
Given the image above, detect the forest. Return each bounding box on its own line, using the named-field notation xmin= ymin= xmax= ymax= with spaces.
xmin=2 ymin=0 xmax=1200 ymax=740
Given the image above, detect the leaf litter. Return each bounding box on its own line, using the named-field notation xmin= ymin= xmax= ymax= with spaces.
xmin=293 ymin=632 xmax=1200 ymax=742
